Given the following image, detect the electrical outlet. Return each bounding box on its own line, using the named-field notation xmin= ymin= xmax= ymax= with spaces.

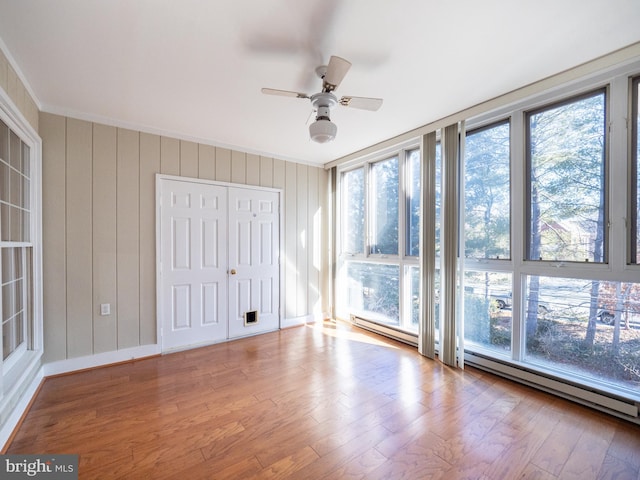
xmin=100 ymin=303 xmax=111 ymax=316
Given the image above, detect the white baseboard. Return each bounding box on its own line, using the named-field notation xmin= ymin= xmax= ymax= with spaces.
xmin=281 ymin=312 xmax=325 ymax=329
xmin=42 ymin=344 xmax=161 ymax=377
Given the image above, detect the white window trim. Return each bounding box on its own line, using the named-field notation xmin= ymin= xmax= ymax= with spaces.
xmin=0 ymin=87 xmax=43 ymax=400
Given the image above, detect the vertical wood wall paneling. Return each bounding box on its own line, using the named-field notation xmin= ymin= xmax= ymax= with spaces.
xmin=272 ymin=159 xmax=285 ymax=190
xmin=296 ymin=164 xmax=309 ymax=317
xmin=198 ymin=144 xmax=215 ymax=181
xmin=117 ymin=128 xmax=141 ymax=349
xmin=160 ymin=137 xmax=179 ymax=176
xmin=307 ymin=166 xmax=320 ymax=316
xmin=6 ymin=64 xmax=22 ymax=115
xmin=259 ymin=156 xmax=273 ymax=188
xmin=180 ymin=140 xmax=198 ymax=178
xmin=0 ymin=50 xmax=38 ymax=133
xmin=284 ymin=162 xmax=297 ymax=320
xmin=40 ymin=113 xmax=67 ymax=362
xmin=0 ymin=49 xmax=7 ymax=94
xmin=65 ymin=118 xmax=94 ymax=357
xmin=39 ymin=110 xmax=329 ymax=359
xmin=231 ymin=150 xmax=246 ymax=184
xmin=139 ymin=133 xmax=160 ymax=345
xmin=215 ymin=147 xmax=231 ymax=183
xmin=246 ymin=153 xmax=260 ymax=186
xmin=92 ymin=124 xmax=118 ymax=354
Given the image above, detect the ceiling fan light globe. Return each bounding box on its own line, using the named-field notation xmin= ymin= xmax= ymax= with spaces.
xmin=309 ymin=119 xmax=337 ymax=143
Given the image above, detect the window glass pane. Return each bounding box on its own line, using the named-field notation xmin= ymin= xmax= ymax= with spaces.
xmin=22 ymin=211 xmax=30 ymax=242
xmin=11 ymin=206 xmax=23 ymax=242
xmin=21 ymin=141 xmax=30 ymax=178
xmin=525 ymin=275 xmax=640 ymax=395
xmin=10 ymin=168 xmax=21 ymax=206
xmin=1 ymin=203 xmax=10 ymax=242
xmin=22 ymin=175 xmax=30 ymax=210
xmin=346 ymin=262 xmax=399 ymax=326
xmin=407 ymin=265 xmax=419 ymax=332
xmin=2 ymin=281 xmax=14 ymax=321
xmin=9 ymin=130 xmax=20 ymax=171
xmin=464 ymin=271 xmax=512 ymax=353
xmin=465 ymin=121 xmax=511 ymax=259
xmin=341 ymin=168 xmax=365 ymax=254
xmin=370 ymin=156 xmax=398 ymax=255
xmin=406 ymin=149 xmax=420 ymax=257
xmin=0 ymin=161 xmax=9 ymax=204
xmin=526 ymin=91 xmax=606 ymax=262
xmin=2 ymin=320 xmax=11 ymax=360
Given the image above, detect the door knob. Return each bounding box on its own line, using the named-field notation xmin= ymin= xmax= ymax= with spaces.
xmin=229 ymin=269 xmax=237 ymax=275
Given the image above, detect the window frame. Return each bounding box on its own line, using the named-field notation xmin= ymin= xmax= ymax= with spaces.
xmin=461 ymin=66 xmax=640 ymax=402
xmin=463 ymin=118 xmax=512 ymax=263
xmin=335 ymin=140 xmax=421 ymax=335
xmin=524 ymin=87 xmax=609 ymax=265
xmin=0 ymin=91 xmax=43 ymax=394
xmin=630 ymin=75 xmax=640 ymax=265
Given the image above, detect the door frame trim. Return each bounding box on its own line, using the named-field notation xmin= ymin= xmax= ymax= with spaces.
xmin=155 ymin=174 xmax=283 ymax=351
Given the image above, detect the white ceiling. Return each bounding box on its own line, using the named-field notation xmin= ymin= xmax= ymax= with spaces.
xmin=1 ymin=0 xmax=639 ymax=166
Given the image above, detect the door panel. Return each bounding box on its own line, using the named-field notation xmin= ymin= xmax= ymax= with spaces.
xmin=159 ymin=178 xmax=280 ymax=349
xmin=228 ymin=187 xmax=280 ymax=338
xmin=160 ymin=179 xmax=228 ymax=350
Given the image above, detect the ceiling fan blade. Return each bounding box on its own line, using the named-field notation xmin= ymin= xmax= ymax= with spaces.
xmin=339 ymin=96 xmax=383 ymax=111
xmin=261 ymin=88 xmax=310 ymax=99
xmin=323 ymin=56 xmax=351 ymax=91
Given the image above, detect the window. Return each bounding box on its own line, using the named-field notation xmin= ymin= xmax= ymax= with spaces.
xmin=0 ymin=120 xmax=33 ymax=364
xmin=526 ymin=90 xmax=607 ymax=262
xmin=346 ymin=262 xmax=399 ymax=325
xmin=337 ymin=146 xmax=420 ymax=335
xmin=460 ymin=76 xmax=639 ymax=403
xmin=406 ymin=149 xmax=420 ymax=257
xmin=341 ymin=167 xmax=365 ymax=255
xmin=525 ymin=276 xmax=640 ymax=393
xmin=465 ymin=121 xmax=511 ymax=260
xmin=463 ymin=121 xmax=512 ymax=355
xmin=464 ymin=271 xmax=512 ymax=354
xmin=369 ymin=156 xmax=398 ymax=255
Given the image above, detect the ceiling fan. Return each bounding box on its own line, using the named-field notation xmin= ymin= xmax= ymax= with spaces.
xmin=261 ymin=56 xmax=383 ymax=143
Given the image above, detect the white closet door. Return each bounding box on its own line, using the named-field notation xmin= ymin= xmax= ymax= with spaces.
xmin=159 ymin=179 xmax=228 ymax=350
xmin=227 ymin=187 xmax=280 ymax=338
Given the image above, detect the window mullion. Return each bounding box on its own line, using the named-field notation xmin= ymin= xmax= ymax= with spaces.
xmin=511 ymin=111 xmax=526 ymax=362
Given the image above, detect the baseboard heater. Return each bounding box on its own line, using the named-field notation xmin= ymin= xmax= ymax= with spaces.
xmin=351 ymin=315 xmax=418 ymax=347
xmin=465 ymin=351 xmax=640 ymax=424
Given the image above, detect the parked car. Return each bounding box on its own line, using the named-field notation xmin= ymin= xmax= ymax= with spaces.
xmin=491 ymin=292 xmax=511 ymax=310
xmin=490 ymin=291 xmax=550 ymax=313
xmin=597 ymin=310 xmax=615 ymax=325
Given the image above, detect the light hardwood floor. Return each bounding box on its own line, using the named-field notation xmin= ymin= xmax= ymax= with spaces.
xmin=6 ymin=320 xmax=640 ymax=479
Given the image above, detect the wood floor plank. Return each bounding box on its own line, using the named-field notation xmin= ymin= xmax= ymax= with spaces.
xmin=557 ymin=416 xmax=617 ymax=480
xmin=5 ymin=320 xmax=639 ymax=479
